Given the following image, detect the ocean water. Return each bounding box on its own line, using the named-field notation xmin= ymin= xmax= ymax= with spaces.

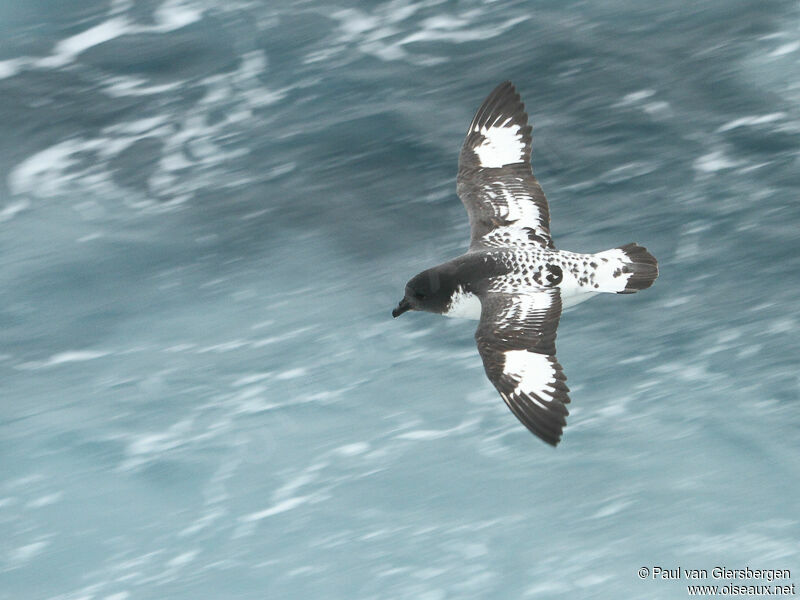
xmin=1 ymin=1 xmax=799 ymax=598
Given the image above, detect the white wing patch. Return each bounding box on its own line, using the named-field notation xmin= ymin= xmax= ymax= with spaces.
xmin=472 ymin=122 xmax=526 ymax=168
xmin=443 ymin=286 xmax=482 ymax=320
xmin=502 ymin=350 xmax=561 ymax=410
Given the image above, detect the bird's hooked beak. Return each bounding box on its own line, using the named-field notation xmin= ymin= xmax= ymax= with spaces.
xmin=392 ymin=298 xmax=412 ymax=318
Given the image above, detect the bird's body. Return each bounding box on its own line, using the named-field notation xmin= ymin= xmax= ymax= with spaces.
xmin=436 ymin=245 xmax=650 ymax=319
xmin=392 ymin=82 xmax=658 ymax=446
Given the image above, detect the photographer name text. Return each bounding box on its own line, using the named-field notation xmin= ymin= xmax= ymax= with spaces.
xmin=640 ymin=567 xmax=791 ymax=582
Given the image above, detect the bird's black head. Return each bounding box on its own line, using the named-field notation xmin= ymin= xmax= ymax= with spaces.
xmin=392 ymin=268 xmax=455 ymax=318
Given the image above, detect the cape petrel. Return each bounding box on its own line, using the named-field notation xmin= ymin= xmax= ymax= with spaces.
xmin=392 ymin=81 xmax=658 ymax=446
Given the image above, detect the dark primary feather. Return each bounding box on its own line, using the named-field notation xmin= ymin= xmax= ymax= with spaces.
xmin=457 ymin=81 xmax=554 ymax=250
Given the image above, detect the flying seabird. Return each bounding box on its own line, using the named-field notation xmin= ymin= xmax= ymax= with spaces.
xmin=392 ymin=81 xmax=658 ymax=446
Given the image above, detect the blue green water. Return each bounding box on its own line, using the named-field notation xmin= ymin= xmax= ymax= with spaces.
xmin=1 ymin=1 xmax=799 ymax=598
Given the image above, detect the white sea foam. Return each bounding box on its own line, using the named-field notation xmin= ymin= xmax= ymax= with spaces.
xmin=400 ymin=15 xmax=528 ymax=45
xmin=328 ymin=5 xmax=528 ymax=64
xmin=47 ymin=350 xmax=109 ymax=365
xmin=195 ymin=339 xmax=249 ymax=353
xmin=769 ymin=41 xmax=800 ymax=57
xmin=275 ymin=367 xmax=308 ymax=380
xmin=232 ymin=372 xmax=272 ymax=387
xmin=1 ymin=5 xmax=267 ymax=210
xmin=642 ymin=100 xmax=671 ymax=115
xmin=9 ymin=540 xmax=50 ymax=563
xmin=395 ymin=419 xmax=478 ymax=440
xmin=122 ymin=419 xmax=196 ymax=471
xmin=591 ymin=498 xmax=634 ymax=518
xmin=9 ymin=140 xmax=85 ymax=197
xmin=103 ymin=76 xmax=183 ymax=97
xmin=335 ymin=442 xmax=370 ymax=456
xmin=601 ymin=161 xmax=657 ymax=183
xmin=103 ymin=116 xmax=170 ymax=136
xmin=617 ymin=89 xmax=656 ymax=105
xmin=240 ymin=496 xmax=309 ymax=521
xmin=717 ymin=113 xmax=786 ymax=131
xmin=77 ymin=232 xmax=103 ymax=243
xmin=26 ymin=492 xmax=63 ymax=508
xmin=166 ymin=549 xmax=199 ymax=568
xmin=43 ymin=18 xmax=130 ymax=68
xmin=395 ymin=429 xmax=450 ymax=441
xmin=693 ymin=150 xmax=740 ymax=173
xmin=6 ymin=0 xmax=204 ymax=77
xmin=153 ymin=0 xmax=202 ymax=31
xmin=0 ymin=200 xmax=30 ymax=222
xmin=16 ymin=350 xmax=110 ymax=370
xmin=0 ymin=59 xmax=22 ymax=79
xmin=179 ymin=509 xmax=224 ymax=537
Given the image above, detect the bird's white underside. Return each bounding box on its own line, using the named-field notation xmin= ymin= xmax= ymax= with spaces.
xmin=473 ymin=122 xmax=525 ymax=168
xmin=443 ymin=287 xmax=482 ymax=319
xmin=560 ymin=290 xmax=597 ymax=309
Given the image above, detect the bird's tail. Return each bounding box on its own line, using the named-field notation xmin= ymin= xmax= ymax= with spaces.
xmin=592 ymin=243 xmax=659 ymax=294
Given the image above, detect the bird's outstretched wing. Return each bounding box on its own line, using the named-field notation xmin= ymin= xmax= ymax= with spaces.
xmin=457 ymin=81 xmax=554 ymax=250
xmin=475 ymin=288 xmax=570 ymax=446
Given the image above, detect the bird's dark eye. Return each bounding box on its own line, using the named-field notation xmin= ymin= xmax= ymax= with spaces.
xmin=414 ymin=292 xmax=426 ymax=300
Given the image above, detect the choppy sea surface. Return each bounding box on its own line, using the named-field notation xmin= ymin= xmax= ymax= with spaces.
xmin=2 ymin=1 xmax=799 ymax=598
